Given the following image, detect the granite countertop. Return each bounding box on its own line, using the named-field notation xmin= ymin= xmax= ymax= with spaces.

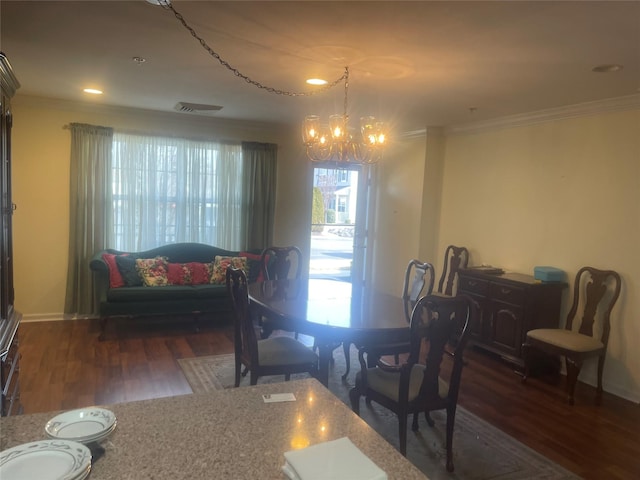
xmin=1 ymin=378 xmax=427 ymax=479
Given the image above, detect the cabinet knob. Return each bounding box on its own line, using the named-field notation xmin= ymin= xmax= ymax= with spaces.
xmin=501 ymin=287 xmax=511 ymax=295
xmin=468 ymin=281 xmax=477 ymax=287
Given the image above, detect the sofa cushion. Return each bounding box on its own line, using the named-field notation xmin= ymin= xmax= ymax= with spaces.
xmin=136 ymin=257 xmax=170 ymax=287
xmin=115 ymin=255 xmax=143 ymax=286
xmin=167 ymin=262 xmax=211 ymax=285
xmin=210 ymin=256 xmax=248 ymax=284
xmin=106 ymin=284 xmax=228 ymax=302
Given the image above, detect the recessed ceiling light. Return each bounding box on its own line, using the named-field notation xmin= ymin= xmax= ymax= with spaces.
xmin=83 ymin=88 xmax=103 ymax=95
xmin=132 ymin=56 xmax=146 ymax=65
xmin=306 ymin=78 xmax=328 ymax=86
xmin=592 ymin=64 xmax=624 ymax=73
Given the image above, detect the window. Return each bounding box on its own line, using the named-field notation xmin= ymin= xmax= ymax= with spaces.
xmin=337 ymin=196 xmax=347 ymax=213
xmin=111 ymin=132 xmax=243 ymax=251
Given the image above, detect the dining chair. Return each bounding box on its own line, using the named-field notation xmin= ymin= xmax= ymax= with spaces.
xmin=436 ymin=245 xmax=469 ymax=296
xmin=259 ymin=245 xmax=303 ymax=339
xmin=341 ymin=259 xmax=436 ymax=379
xmin=226 ymin=266 xmax=318 ymax=386
xmin=348 ymin=294 xmax=474 ymax=472
xmin=403 ymin=259 xmax=437 ymax=321
xmin=260 ymin=245 xmax=303 ymax=281
xmin=522 ymin=266 xmax=621 ymax=405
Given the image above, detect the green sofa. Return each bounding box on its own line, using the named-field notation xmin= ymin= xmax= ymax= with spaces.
xmin=90 ymin=243 xmax=263 ymax=339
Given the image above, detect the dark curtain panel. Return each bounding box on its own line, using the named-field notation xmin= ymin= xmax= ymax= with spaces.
xmin=65 ymin=123 xmax=113 ymax=315
xmin=241 ymin=142 xmax=277 ymax=250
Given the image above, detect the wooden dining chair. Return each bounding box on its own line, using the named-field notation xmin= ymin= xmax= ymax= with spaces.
xmin=403 ymin=259 xmax=437 ymax=321
xmin=342 ymin=259 xmax=436 ymax=379
xmin=226 ymin=266 xmax=318 ymax=386
xmin=436 ymin=245 xmax=469 ymax=296
xmin=260 ymin=245 xmax=303 ymax=281
xmin=259 ymin=245 xmax=303 ymax=339
xmin=348 ymin=294 xmax=474 ymax=472
xmin=522 ymin=266 xmax=621 ymax=405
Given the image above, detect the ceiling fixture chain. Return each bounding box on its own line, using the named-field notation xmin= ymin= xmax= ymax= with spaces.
xmin=154 ymin=0 xmax=387 ymax=165
xmin=159 ymin=0 xmax=346 ymax=97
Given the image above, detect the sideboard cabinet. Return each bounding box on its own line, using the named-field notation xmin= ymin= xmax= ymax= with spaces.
xmin=458 ymin=269 xmax=566 ymax=369
xmin=0 ymin=52 xmax=22 ymax=416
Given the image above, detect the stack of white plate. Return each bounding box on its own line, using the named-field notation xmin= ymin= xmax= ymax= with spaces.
xmin=44 ymin=407 xmax=117 ymax=445
xmin=0 ymin=439 xmax=92 ymax=480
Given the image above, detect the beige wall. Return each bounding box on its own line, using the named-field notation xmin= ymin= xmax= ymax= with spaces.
xmin=438 ymin=109 xmax=640 ymax=402
xmin=368 ymin=134 xmax=428 ymax=294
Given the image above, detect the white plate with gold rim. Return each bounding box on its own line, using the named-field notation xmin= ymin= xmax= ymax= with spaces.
xmin=0 ymin=439 xmax=91 ymax=480
xmin=45 ymin=407 xmax=116 ymax=444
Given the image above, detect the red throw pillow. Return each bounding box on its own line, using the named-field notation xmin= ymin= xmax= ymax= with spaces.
xmin=186 ymin=262 xmax=211 ymax=284
xmin=102 ymin=253 xmax=127 ymax=288
xmin=167 ymin=262 xmax=211 ymax=285
xmin=167 ymin=263 xmax=188 ymax=285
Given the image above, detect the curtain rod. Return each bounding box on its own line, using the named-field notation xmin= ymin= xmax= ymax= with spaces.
xmin=62 ymin=123 xmax=248 ymax=145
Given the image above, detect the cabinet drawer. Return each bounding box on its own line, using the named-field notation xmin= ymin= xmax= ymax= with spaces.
xmin=459 ymin=276 xmax=489 ymax=296
xmin=489 ymin=282 xmax=525 ymax=306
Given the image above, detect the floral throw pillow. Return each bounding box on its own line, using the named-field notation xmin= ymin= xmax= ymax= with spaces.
xmin=210 ymin=256 xmax=247 ymax=284
xmin=136 ymin=257 xmax=169 ymax=287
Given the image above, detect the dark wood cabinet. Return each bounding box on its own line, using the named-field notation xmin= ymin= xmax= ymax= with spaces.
xmin=0 ymin=52 xmax=22 ymax=416
xmin=458 ymin=269 xmax=566 ymax=369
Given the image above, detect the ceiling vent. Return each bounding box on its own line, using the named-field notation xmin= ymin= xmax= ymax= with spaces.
xmin=174 ymin=102 xmax=223 ymax=115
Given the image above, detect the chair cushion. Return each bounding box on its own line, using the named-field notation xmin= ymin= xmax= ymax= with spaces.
xmin=527 ymin=329 xmax=603 ymax=353
xmin=359 ymin=365 xmax=449 ymax=402
xmin=257 ymin=336 xmax=318 ymax=367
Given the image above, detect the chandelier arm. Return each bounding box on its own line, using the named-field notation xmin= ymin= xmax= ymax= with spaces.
xmin=162 ymin=2 xmax=347 ymax=97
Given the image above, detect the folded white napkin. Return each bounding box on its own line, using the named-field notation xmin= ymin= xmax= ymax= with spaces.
xmin=282 ymin=437 xmax=387 ymax=480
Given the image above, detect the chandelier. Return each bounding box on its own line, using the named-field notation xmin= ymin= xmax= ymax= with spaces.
xmin=302 ymin=67 xmax=387 ymax=165
xmin=154 ymin=1 xmax=387 ymax=165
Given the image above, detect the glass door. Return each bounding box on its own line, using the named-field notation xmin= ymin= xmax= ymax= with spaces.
xmin=309 ymin=165 xmax=370 ymax=285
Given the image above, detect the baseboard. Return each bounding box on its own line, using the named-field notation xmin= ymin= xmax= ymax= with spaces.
xmin=20 ymin=313 xmax=97 ymax=323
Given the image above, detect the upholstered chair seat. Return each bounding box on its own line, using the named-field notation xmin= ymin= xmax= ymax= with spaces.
xmin=356 ymin=364 xmax=450 ymax=403
xmin=257 ymin=336 xmax=320 ymax=367
xmin=526 ymin=329 xmax=604 ymax=352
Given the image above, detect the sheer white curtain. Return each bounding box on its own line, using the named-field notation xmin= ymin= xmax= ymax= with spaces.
xmin=111 ymin=133 xmax=243 ymax=251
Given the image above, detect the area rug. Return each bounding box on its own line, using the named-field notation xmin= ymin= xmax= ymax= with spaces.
xmin=178 ymin=348 xmax=581 ymax=480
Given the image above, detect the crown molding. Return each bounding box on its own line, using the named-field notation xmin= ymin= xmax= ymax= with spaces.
xmin=445 ymin=94 xmax=640 ymax=135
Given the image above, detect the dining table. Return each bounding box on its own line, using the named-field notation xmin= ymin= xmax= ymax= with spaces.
xmin=248 ymin=278 xmax=410 ymax=387
xmin=0 ymin=378 xmax=427 ymax=479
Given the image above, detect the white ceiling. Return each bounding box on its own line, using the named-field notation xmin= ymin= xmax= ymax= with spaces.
xmin=2 ymin=1 xmax=639 ymax=131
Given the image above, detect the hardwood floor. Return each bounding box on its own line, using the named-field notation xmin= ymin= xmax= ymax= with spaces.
xmin=16 ymin=317 xmax=640 ymax=479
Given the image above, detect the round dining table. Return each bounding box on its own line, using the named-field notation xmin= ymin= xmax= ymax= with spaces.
xmin=248 ymin=278 xmax=410 ymax=387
